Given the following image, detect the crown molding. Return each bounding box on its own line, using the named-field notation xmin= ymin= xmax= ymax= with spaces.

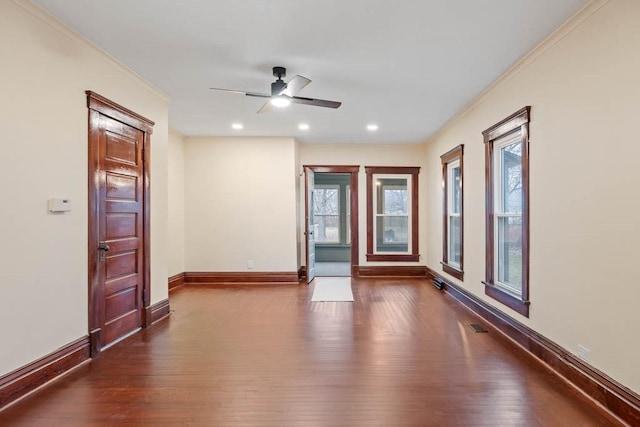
xmin=11 ymin=0 xmax=170 ymax=103
xmin=426 ymin=0 xmax=610 ymax=144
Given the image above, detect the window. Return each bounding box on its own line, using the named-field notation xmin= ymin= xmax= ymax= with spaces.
xmin=482 ymin=107 xmax=530 ymax=317
xmin=313 ymin=185 xmax=340 ymax=243
xmin=365 ymin=166 xmax=420 ymax=262
xmin=441 ymin=145 xmax=464 ymax=280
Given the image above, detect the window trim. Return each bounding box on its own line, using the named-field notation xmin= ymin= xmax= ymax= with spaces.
xmin=440 ymin=144 xmax=464 ymax=281
xmin=482 ymin=106 xmax=530 ymax=317
xmin=313 ymin=184 xmax=341 ymax=245
xmin=365 ymin=166 xmax=420 ymax=262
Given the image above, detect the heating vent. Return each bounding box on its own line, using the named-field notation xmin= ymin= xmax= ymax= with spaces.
xmin=432 ymin=277 xmax=445 ymax=290
xmin=469 ymin=323 xmax=488 ymax=333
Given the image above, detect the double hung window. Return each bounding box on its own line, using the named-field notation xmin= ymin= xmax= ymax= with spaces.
xmin=482 ymin=107 xmax=530 ymax=317
xmin=441 ymin=145 xmax=464 ymax=280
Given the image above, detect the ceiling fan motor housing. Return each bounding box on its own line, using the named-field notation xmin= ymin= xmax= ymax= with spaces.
xmin=271 ymin=79 xmax=287 ymax=96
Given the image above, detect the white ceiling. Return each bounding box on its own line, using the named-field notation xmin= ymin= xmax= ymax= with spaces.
xmin=34 ymin=0 xmax=589 ymax=144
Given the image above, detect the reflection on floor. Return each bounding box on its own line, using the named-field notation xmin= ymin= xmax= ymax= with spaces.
xmin=0 ymin=279 xmax=617 ymax=425
xmin=315 ymin=262 xmax=350 ymax=277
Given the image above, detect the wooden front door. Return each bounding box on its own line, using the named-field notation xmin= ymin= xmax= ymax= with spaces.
xmin=87 ymin=91 xmax=153 ymax=355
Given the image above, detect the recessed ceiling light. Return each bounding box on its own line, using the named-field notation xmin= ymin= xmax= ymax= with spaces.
xmin=231 ymin=123 xmax=243 ymax=130
xmin=298 ymin=123 xmax=310 ymax=131
xmin=367 ymin=124 xmax=379 ymax=131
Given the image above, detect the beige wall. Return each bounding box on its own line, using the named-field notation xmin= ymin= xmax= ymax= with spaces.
xmin=424 ymin=0 xmax=639 ymax=392
xmin=0 ymin=1 xmax=169 ymax=376
xmin=183 ymin=137 xmax=298 ymax=272
xmin=299 ymin=143 xmax=427 ymax=267
xmin=168 ymin=130 xmax=185 ymax=276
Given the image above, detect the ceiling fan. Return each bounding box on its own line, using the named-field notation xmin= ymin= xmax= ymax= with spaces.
xmin=210 ymin=66 xmax=342 ymax=113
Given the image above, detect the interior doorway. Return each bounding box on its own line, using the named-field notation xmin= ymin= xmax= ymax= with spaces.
xmin=304 ymin=166 xmax=359 ymax=282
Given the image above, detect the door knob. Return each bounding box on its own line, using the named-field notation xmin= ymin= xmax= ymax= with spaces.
xmin=98 ymin=241 xmax=110 ymax=262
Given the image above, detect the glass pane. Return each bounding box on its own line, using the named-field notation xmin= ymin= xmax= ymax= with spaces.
xmin=315 ymin=215 xmax=339 ymax=243
xmin=449 ymin=215 xmax=461 ymax=266
xmin=497 ymin=216 xmax=522 ymax=293
xmin=451 ymin=166 xmax=461 ymax=214
xmin=501 ymin=141 xmax=522 ymax=214
xmin=376 ymin=216 xmax=408 ymax=252
xmin=313 ymin=188 xmax=339 ymax=215
xmin=376 ymin=178 xmax=408 ymax=215
xmin=346 ymin=185 xmax=351 ymax=244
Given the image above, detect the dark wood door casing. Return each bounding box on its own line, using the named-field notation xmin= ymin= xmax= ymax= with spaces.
xmin=87 ymin=91 xmax=154 ymax=356
xmin=303 ymin=165 xmax=359 ymax=277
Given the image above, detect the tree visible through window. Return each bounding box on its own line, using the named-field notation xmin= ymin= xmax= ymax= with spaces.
xmin=313 ymin=186 xmax=340 ymax=243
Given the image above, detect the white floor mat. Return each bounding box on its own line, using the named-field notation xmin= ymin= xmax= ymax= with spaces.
xmin=310 ymin=277 xmax=354 ymax=302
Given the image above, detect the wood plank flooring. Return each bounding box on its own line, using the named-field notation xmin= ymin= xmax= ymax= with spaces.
xmin=0 ymin=278 xmax=622 ymax=426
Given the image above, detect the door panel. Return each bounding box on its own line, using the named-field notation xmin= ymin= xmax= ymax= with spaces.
xmin=102 ymin=312 xmax=141 ymax=345
xmin=105 ymin=288 xmax=137 ymax=320
xmin=106 ymin=213 xmax=137 ymax=239
xmin=105 ymin=173 xmax=138 ymax=200
xmin=97 ymin=115 xmax=144 ymax=348
xmin=105 ymin=274 xmax=138 ymax=296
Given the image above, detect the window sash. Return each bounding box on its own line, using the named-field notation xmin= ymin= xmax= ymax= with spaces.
xmin=447 ymin=160 xmax=461 ymax=215
xmin=446 ymin=160 xmax=461 ymax=268
xmin=373 ymin=174 xmax=412 ymax=254
xmin=447 ymin=213 xmax=461 ymax=268
xmin=494 ymin=133 xmax=522 ymax=215
xmin=493 ymin=132 xmax=524 ymax=295
xmin=494 ymin=213 xmax=523 ymax=295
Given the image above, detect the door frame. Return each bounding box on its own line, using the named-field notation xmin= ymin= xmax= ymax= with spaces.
xmin=86 ymin=91 xmax=154 ymax=356
xmin=304 ymin=165 xmax=360 ymax=278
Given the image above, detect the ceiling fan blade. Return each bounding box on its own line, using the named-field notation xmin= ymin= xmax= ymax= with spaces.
xmin=210 ymin=87 xmax=271 ymax=98
xmin=290 ymin=96 xmax=341 ymax=109
xmin=257 ymin=100 xmax=273 ymax=113
xmin=244 ymin=92 xmax=271 ymax=99
xmin=281 ymin=75 xmax=311 ymax=97
xmin=209 ymin=87 xmax=246 ymax=94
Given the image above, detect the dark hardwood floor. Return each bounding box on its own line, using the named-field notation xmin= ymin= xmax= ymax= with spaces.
xmin=0 ymin=278 xmax=622 ymax=426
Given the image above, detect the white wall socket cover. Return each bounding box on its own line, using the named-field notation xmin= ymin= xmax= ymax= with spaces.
xmin=247 ymin=260 xmax=254 ymax=269
xmin=48 ymin=198 xmax=71 ymax=212
xmin=577 ymin=345 xmax=590 ymax=362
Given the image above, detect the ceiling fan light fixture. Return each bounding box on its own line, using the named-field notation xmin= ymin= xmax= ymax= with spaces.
xmin=270 ymin=96 xmax=291 ymax=107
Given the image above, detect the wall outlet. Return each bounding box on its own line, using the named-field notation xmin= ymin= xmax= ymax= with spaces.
xmin=247 ymin=260 xmax=254 ymax=270
xmin=577 ymin=345 xmax=590 ymax=362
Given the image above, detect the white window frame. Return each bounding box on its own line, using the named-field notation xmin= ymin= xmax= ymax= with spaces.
xmin=372 ymin=174 xmax=412 ymax=255
xmin=313 ymin=184 xmax=341 ymax=244
xmin=493 ymin=131 xmax=523 ymax=297
xmin=446 ymin=159 xmax=461 ymax=269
